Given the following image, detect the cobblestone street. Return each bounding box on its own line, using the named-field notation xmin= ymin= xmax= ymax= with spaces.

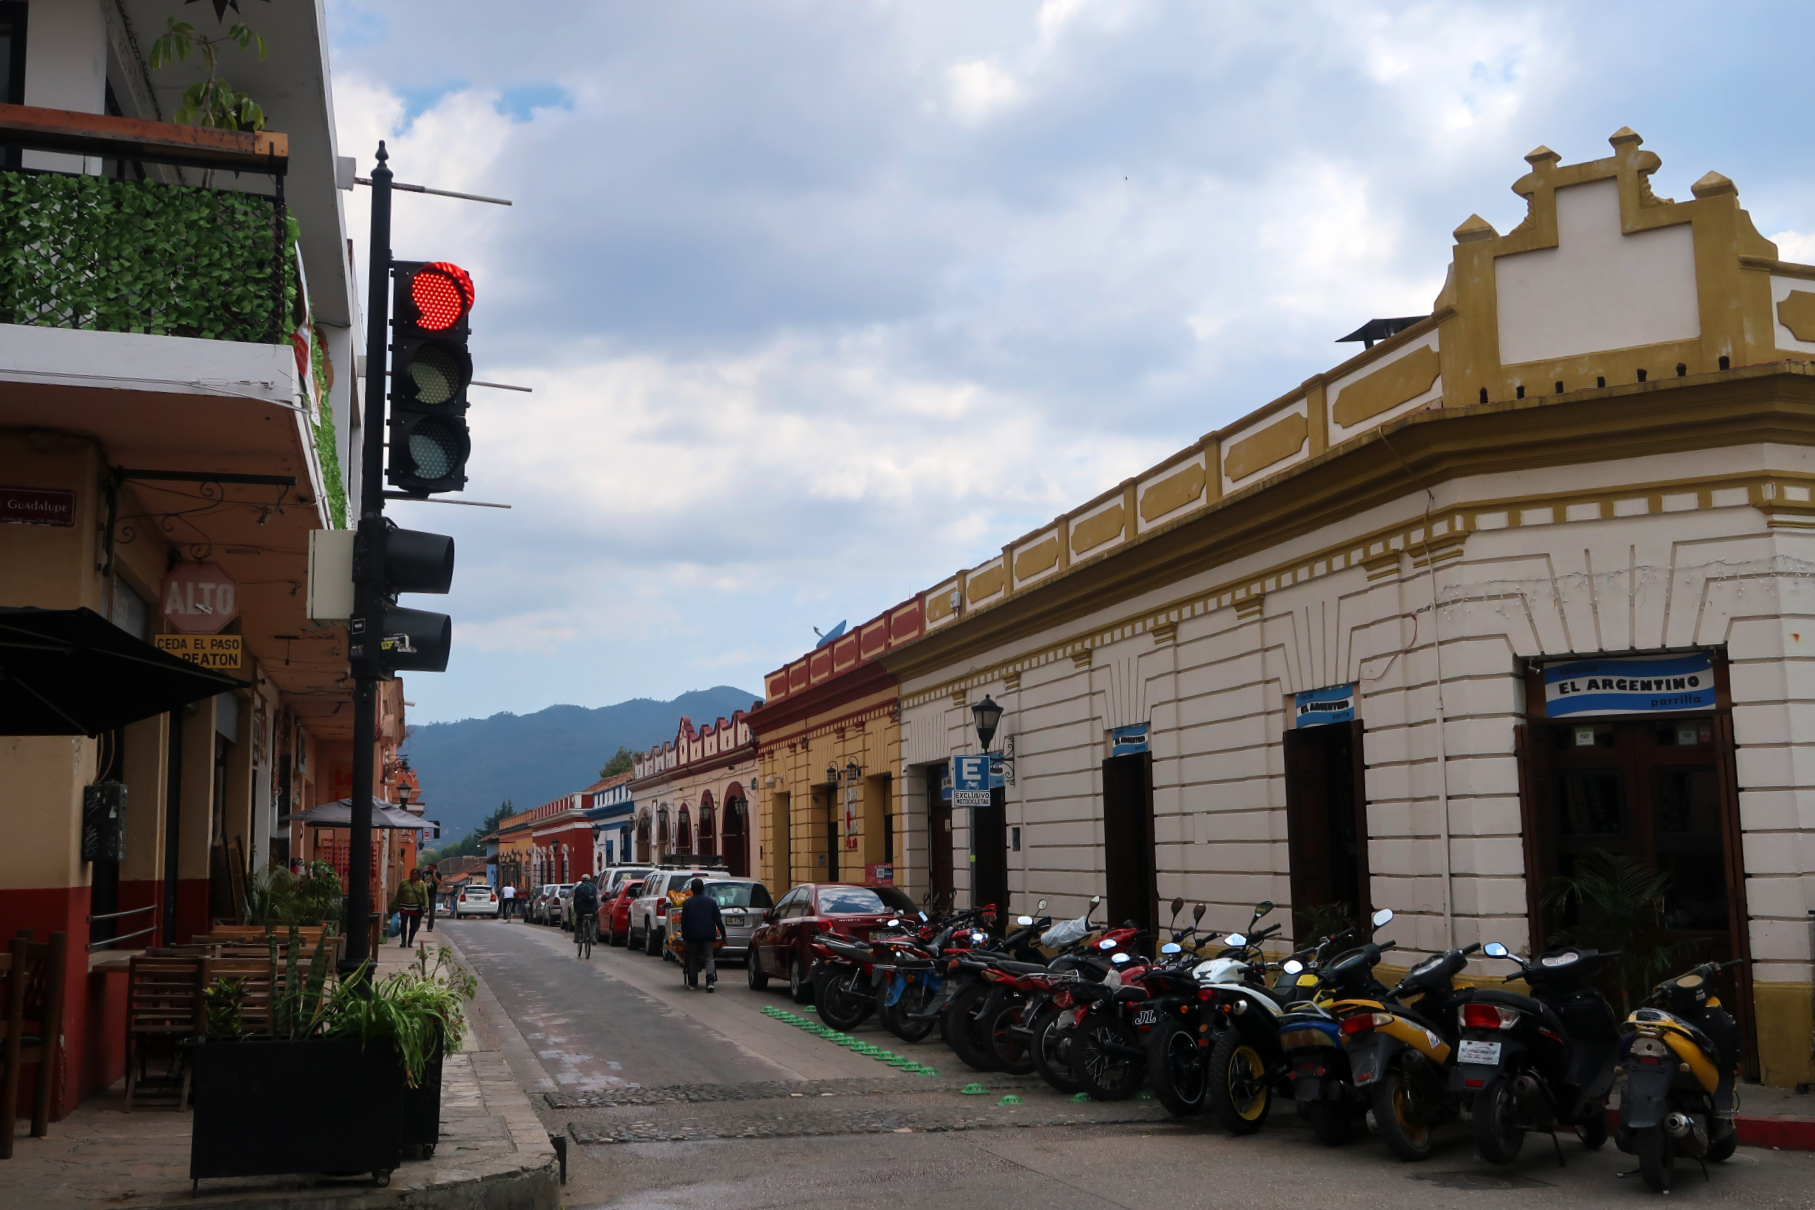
xmin=443 ymin=920 xmax=1815 ymax=1210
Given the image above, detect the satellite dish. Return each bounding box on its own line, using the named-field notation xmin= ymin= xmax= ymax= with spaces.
xmin=813 ymin=620 xmax=848 ymax=649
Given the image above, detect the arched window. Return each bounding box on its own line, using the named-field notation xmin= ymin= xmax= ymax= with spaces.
xmin=722 ymin=790 xmax=749 ymax=877
xmin=676 ymin=806 xmax=692 ymax=854
xmin=656 ymin=806 xmax=670 ymax=859
xmin=698 ymin=790 xmax=716 ymax=858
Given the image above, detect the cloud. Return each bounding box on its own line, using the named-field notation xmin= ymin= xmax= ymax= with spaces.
xmin=320 ymin=0 xmax=1815 ymax=723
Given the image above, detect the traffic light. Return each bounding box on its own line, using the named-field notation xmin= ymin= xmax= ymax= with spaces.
xmin=388 ymin=260 xmax=475 ymax=495
xmin=349 ymin=524 xmax=455 ymax=677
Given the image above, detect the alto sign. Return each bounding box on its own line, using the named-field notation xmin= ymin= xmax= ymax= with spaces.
xmin=160 ymin=561 xmax=240 ymax=635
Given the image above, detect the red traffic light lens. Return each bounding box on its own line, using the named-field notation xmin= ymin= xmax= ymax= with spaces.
xmin=410 ymin=262 xmax=475 ymax=331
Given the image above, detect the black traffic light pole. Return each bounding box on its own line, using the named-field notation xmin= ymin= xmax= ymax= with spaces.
xmin=346 ymin=143 xmax=394 ymax=973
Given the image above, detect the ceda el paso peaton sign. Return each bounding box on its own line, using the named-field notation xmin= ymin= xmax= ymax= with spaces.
xmin=1542 ymin=651 xmax=1715 ymax=718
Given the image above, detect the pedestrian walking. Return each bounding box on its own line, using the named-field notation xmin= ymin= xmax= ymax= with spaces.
xmin=678 ymin=878 xmax=725 ymax=991
xmin=423 ymin=863 xmax=441 ymax=933
xmin=391 ymin=867 xmax=429 ymax=948
xmin=501 ymin=882 xmax=517 ymax=920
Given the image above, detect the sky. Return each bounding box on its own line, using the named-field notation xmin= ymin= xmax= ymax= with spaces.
xmin=320 ymin=0 xmax=1815 ymax=725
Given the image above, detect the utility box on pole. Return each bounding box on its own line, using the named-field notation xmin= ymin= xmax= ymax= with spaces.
xmin=307 ymin=530 xmax=356 ymax=621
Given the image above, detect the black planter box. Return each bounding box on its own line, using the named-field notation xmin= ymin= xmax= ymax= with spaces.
xmin=189 ymin=1038 xmax=403 ymax=1182
xmin=401 ymin=1024 xmax=444 ymax=1160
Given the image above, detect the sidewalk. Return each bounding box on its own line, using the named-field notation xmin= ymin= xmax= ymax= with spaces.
xmin=4 ymin=928 xmax=560 ymax=1209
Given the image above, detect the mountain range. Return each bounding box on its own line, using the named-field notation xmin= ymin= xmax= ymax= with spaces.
xmin=401 ymin=686 xmax=762 ymax=841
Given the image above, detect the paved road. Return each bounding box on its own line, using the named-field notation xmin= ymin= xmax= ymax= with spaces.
xmin=438 ymin=918 xmax=1815 ymax=1210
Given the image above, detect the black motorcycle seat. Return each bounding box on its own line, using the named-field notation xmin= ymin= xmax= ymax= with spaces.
xmin=992 ymin=959 xmax=1050 ymax=975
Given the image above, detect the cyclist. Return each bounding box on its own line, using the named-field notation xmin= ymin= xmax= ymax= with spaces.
xmin=571 ymin=873 xmax=601 ymax=958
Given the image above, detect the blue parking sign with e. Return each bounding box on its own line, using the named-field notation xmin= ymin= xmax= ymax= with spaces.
xmin=952 ymin=755 xmax=992 ymax=806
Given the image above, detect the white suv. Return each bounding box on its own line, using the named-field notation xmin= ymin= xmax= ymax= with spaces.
xmin=454 ymin=884 xmax=500 ymax=919
xmin=629 ymin=869 xmax=718 ymax=958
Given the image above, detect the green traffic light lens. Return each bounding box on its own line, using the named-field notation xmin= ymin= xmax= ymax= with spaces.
xmin=410 ymin=342 xmax=467 ymax=405
xmin=409 ymin=419 xmax=462 ymax=479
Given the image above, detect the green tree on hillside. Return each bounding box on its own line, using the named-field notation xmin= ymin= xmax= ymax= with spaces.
xmin=421 ymin=799 xmax=516 ymax=867
xmin=599 ymin=746 xmax=634 ymax=779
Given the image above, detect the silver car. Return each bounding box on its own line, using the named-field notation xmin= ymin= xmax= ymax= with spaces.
xmin=696 ymin=878 xmax=773 ymax=963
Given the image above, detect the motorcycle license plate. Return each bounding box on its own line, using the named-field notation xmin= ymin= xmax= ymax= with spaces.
xmin=1132 ymin=1007 xmax=1159 ymax=1028
xmin=1457 ymin=1040 xmax=1502 ymax=1065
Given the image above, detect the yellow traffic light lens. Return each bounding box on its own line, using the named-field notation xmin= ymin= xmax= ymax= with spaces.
xmin=410 ymin=342 xmax=466 ymax=405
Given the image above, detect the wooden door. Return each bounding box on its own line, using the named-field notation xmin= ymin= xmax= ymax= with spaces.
xmin=1283 ymin=721 xmax=1370 ymax=936
xmin=972 ymin=787 xmax=1008 ymax=925
xmin=1102 ymin=752 xmax=1156 ymax=946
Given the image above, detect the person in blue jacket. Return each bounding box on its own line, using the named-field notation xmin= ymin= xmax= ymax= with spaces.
xmin=678 ymin=878 xmax=726 ymax=991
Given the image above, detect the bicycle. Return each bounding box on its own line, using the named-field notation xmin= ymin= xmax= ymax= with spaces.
xmin=576 ymin=911 xmax=596 ymax=959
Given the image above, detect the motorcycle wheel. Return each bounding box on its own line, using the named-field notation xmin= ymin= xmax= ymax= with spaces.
xmin=945 ymin=984 xmax=1002 ymax=1073
xmin=1206 ymin=1030 xmax=1270 ymax=1134
xmin=1636 ymin=1126 xmax=1674 ymax=1192
xmin=1371 ymin=1065 xmax=1435 ymax=1161
xmin=1471 ymin=1076 xmax=1526 ymax=1165
xmin=1147 ymin=1018 xmax=1208 ymax=1117
xmin=1029 ymin=1007 xmax=1080 ymax=1094
xmin=882 ymin=981 xmax=940 ymax=1043
xmin=1072 ymin=1013 xmax=1145 ymax=1102
xmin=984 ymin=998 xmax=1037 ymax=1076
xmin=1306 ymin=1099 xmax=1352 ymax=1146
xmin=1575 ymin=1106 xmax=1609 ymax=1151
xmin=1707 ymin=1124 xmax=1739 ymax=1163
xmin=815 ymin=969 xmax=874 ymax=1030
xmin=788 ymin=954 xmax=815 ymax=1004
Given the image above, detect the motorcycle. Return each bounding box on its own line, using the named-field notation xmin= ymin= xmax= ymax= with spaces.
xmin=1615 ymin=958 xmax=1745 ymax=1191
xmin=1276 ymin=907 xmax=1397 ymax=1144
xmin=1459 ymin=941 xmax=1623 ymax=1167
xmin=1335 ymin=940 xmax=1479 ymax=1161
xmin=1192 ymin=903 xmax=1293 ymax=1133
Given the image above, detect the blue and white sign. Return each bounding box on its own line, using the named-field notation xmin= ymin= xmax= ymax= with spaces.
xmin=952 ymin=755 xmax=993 ymax=807
xmin=1110 ymin=724 xmax=1150 ymax=756
xmin=1544 ymin=651 xmax=1715 ymax=718
xmin=1294 ymin=684 xmax=1356 ymax=729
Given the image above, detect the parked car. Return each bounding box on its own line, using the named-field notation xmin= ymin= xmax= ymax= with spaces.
xmin=628 ymin=868 xmax=721 ymax=957
xmin=602 ymin=866 xmax=654 ymax=899
xmin=749 ymin=883 xmax=918 ymax=1002
xmin=695 ymin=878 xmax=773 ymax=963
xmin=550 ymin=884 xmax=578 ymax=930
xmin=601 ymin=878 xmax=645 ymax=947
xmin=528 ymin=884 xmax=564 ymax=925
xmin=454 ymin=884 xmax=500 ymax=919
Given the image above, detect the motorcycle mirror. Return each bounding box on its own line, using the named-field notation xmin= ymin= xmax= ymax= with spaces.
xmin=1099 ymin=938 xmax=1117 ymax=951
xmin=1282 ymin=958 xmax=1305 ymax=975
xmin=1161 ymin=942 xmax=1182 ymax=955
xmin=1225 ymin=933 xmax=1247 ymax=946
xmin=1484 ymin=941 xmax=1509 ymax=959
xmin=1255 ymin=900 xmax=1275 ymax=917
xmin=1371 ymin=908 xmax=1394 ymax=928
xmin=1090 ymin=895 xmax=1102 ymax=907
xmin=1193 ymin=903 xmax=1207 ymax=922
xmin=1016 ymin=915 xmax=1034 ymax=927
xmin=1037 ymin=898 xmax=1048 ymax=911
xmin=1170 ymin=896 xmax=1185 ymax=916
xmin=1112 ymin=952 xmax=1131 ymax=964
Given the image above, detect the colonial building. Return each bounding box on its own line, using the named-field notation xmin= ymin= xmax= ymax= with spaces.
xmin=630 ymin=711 xmax=760 ymax=874
xmin=748 ymin=600 xmax=922 ymax=895
xmin=586 ymin=771 xmax=636 ymax=872
xmin=878 ymin=132 xmax=1815 ymax=1087
xmin=0 ymin=2 xmax=372 ymax=1115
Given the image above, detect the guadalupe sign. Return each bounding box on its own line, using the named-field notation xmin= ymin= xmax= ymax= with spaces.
xmin=160 ymin=561 xmax=240 ymax=634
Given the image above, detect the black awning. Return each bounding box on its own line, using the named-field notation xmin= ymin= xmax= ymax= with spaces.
xmin=0 ymin=606 xmax=248 ymax=736
xmin=278 ymin=799 xmax=427 ymax=829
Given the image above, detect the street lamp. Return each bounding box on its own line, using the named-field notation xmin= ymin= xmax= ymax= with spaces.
xmin=972 ymin=695 xmax=1003 ymax=752
xmin=397 ymin=783 xmax=414 ymax=809
xmin=826 ymin=763 xmax=838 ymax=789
xmin=845 ymin=758 xmax=861 ymax=784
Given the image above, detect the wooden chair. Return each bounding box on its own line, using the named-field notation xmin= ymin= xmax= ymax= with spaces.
xmin=123 ymin=954 xmax=210 ymax=1112
xmin=206 ymin=957 xmax=278 ymax=1037
xmin=1 ymin=931 xmax=67 ymax=1158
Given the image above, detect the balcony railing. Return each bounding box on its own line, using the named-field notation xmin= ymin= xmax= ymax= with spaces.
xmin=0 ymin=104 xmax=295 ymax=344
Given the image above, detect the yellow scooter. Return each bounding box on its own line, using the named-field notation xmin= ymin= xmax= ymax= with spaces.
xmin=1615 ymin=958 xmax=1744 ymax=1191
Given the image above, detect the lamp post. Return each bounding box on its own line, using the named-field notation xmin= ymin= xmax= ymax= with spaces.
xmin=972 ymin=695 xmax=1003 ymax=752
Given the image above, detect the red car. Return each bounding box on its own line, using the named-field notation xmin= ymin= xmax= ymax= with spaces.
xmin=601 ymin=879 xmax=645 ymax=947
xmin=747 ymin=882 xmax=918 ymax=1002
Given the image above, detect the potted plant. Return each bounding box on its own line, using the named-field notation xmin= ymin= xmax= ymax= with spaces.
xmin=188 ymin=930 xmax=475 ymax=1186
